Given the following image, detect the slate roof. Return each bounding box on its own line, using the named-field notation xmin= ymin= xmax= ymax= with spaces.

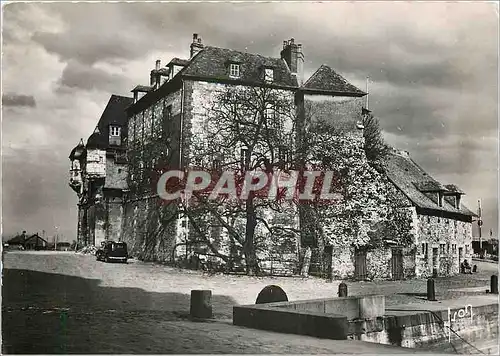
xmin=168 ymin=57 xmax=190 ymax=66
xmin=87 ymin=95 xmax=133 ymax=149
xmin=129 ymin=43 xmax=368 ymax=113
xmin=384 ymin=152 xmax=476 ymax=217
xmin=302 ymin=65 xmax=366 ymax=96
xmin=413 ymin=181 xmax=446 ymax=192
xmin=180 ymin=46 xmax=298 ymax=87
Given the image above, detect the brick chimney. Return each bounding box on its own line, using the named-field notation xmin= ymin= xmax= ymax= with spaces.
xmin=190 ymin=33 xmax=204 ymax=59
xmin=280 ymin=38 xmax=304 ymax=85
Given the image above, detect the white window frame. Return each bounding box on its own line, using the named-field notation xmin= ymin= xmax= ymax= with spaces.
xmin=229 ymin=63 xmax=240 ymax=78
xmin=264 ymin=68 xmax=274 ymax=82
xmin=110 ymin=126 xmax=121 ymax=137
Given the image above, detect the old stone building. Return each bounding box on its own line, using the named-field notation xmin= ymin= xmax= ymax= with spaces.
xmin=70 ymin=34 xmax=475 ymax=279
xmin=383 ymin=150 xmax=476 ymax=278
xmin=121 ymin=34 xmax=367 ymax=268
xmin=317 ymin=147 xmax=476 ymax=281
xmin=69 ymin=95 xmax=133 ymax=247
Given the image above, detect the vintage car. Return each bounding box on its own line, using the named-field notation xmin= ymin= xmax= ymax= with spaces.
xmin=96 ymin=241 xmax=128 ymax=263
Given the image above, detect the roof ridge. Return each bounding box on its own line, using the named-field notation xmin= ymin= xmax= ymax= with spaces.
xmin=110 ymin=94 xmax=133 ymax=101
xmin=204 ymin=45 xmax=283 ymax=62
xmin=302 ymin=64 xmax=331 ymax=87
xmin=302 ymin=64 xmax=365 ymax=94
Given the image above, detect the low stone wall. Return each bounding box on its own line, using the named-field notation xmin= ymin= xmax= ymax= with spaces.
xmin=233 ymin=305 xmax=348 ymax=340
xmin=233 ymin=295 xmax=385 ymax=340
xmin=234 ymin=295 xmax=497 ymax=354
xmin=349 ymin=303 xmax=498 ymax=353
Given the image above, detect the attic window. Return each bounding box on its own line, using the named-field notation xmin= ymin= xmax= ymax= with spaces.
xmin=264 ymin=68 xmax=274 ymax=82
xmin=110 ymin=126 xmax=121 ymax=137
xmin=229 ymin=63 xmax=240 ymax=78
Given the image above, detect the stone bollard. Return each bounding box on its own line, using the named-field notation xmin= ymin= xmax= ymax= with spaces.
xmin=256 ymin=285 xmax=288 ymax=304
xmin=338 ymin=282 xmax=348 ymax=297
xmin=190 ymin=290 xmax=212 ymax=319
xmin=427 ymin=278 xmax=436 ymax=301
xmin=491 ymin=275 xmax=499 ymax=294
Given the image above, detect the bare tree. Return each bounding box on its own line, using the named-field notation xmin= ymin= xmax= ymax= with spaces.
xmin=178 ymin=85 xmax=298 ymax=275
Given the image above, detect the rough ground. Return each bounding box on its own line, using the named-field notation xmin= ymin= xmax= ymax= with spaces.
xmin=2 ymin=251 xmax=497 ymax=354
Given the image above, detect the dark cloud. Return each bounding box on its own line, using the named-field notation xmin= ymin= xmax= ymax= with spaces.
xmin=2 ymin=93 xmax=36 ymax=107
xmin=57 ymin=61 xmax=130 ymax=93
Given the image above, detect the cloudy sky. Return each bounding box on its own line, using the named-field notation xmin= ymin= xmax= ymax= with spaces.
xmin=2 ymin=2 xmax=498 ymax=241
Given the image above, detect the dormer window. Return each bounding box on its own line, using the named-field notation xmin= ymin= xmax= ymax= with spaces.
xmin=109 ymin=126 xmax=121 ymax=146
xmin=110 ymin=126 xmax=121 ymax=137
xmin=264 ymin=68 xmax=274 ymax=82
xmin=229 ymin=63 xmax=240 ymax=78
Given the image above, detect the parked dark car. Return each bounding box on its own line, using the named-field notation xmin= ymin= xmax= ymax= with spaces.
xmin=96 ymin=241 xmax=128 ymax=263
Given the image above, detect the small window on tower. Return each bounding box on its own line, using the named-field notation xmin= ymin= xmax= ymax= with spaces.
xmin=264 ymin=68 xmax=274 ymax=82
xmin=229 ymin=63 xmax=240 ymax=78
xmin=110 ymin=126 xmax=121 ymax=137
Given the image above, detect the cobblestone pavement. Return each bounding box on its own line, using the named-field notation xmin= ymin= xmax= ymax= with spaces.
xmin=2 ymin=251 xmax=496 ymax=354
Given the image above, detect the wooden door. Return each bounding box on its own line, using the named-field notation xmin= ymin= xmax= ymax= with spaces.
xmin=354 ymin=248 xmax=367 ymax=280
xmin=391 ymin=248 xmax=404 ymax=280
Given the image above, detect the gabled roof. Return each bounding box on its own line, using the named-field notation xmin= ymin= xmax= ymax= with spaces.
xmin=180 ymin=46 xmax=298 ymax=87
xmin=384 ymin=152 xmax=476 ymax=217
xmin=25 ymin=234 xmax=48 ymax=244
xmin=302 ymin=65 xmax=366 ymax=96
xmin=87 ymin=95 xmax=133 ymax=149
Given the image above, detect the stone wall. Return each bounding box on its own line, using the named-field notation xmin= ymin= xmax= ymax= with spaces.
xmin=121 ymin=196 xmax=178 ymax=261
xmin=180 ymin=80 xmax=299 ymax=271
xmin=122 ymin=87 xmax=183 ymax=261
xmin=304 ymin=94 xmax=364 ymax=135
xmin=105 ymin=196 xmax=123 ymax=242
xmin=350 ymin=303 xmax=498 ymax=354
xmin=86 ymin=149 xmax=106 ymax=178
xmin=104 ymin=157 xmax=127 ymax=190
xmin=414 ymin=214 xmax=472 ymax=277
xmin=331 ymin=246 xmax=355 ymax=279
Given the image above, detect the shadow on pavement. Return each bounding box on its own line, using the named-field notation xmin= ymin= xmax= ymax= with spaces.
xmin=2 ymin=268 xmax=237 ymax=354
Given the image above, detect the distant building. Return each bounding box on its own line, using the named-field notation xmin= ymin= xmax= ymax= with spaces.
xmin=24 ymin=234 xmax=48 ymax=250
xmin=472 ymin=236 xmax=498 ymax=256
xmin=8 ymin=233 xmax=48 ymax=250
xmin=7 ymin=232 xmax=28 ymax=248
